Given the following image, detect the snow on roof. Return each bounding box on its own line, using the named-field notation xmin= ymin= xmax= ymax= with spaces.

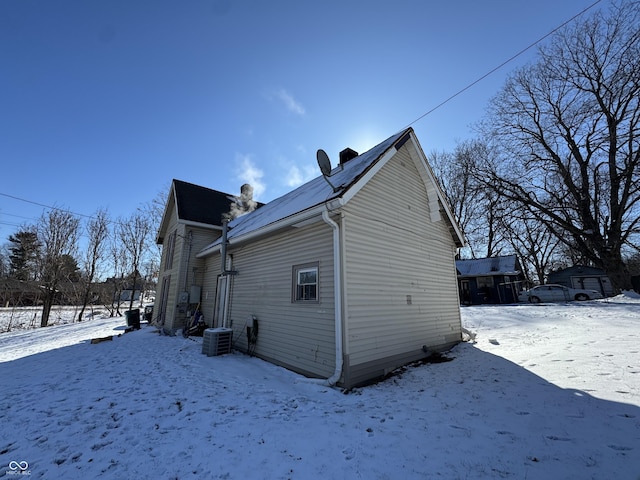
xmin=456 ymin=255 xmax=520 ymax=276
xmin=198 ymin=128 xmax=410 ymax=254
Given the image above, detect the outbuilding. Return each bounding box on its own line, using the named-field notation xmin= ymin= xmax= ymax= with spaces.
xmin=547 ymin=265 xmax=614 ymax=297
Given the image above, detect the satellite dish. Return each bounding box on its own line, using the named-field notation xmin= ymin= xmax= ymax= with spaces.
xmin=316 ymin=149 xmax=332 ymax=176
xmin=316 ymin=148 xmax=340 ymax=192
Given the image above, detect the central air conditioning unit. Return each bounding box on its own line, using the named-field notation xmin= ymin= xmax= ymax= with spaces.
xmin=202 ymin=328 xmax=233 ymax=356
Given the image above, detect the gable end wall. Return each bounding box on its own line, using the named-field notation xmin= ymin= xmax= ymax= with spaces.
xmin=157 ymin=202 xmax=222 ymax=331
xmin=341 ymin=144 xmax=462 ymax=386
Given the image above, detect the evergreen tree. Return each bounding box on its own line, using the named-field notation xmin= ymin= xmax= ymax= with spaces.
xmin=8 ymin=230 xmax=40 ymax=281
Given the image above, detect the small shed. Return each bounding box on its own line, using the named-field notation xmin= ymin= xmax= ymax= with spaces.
xmin=456 ymin=255 xmax=524 ymax=305
xmin=547 ymin=265 xmax=614 ymax=297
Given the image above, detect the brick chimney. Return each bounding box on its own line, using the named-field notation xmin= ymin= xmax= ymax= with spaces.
xmin=339 ymin=148 xmax=359 ymax=166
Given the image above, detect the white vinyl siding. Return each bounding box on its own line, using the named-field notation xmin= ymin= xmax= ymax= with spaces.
xmin=201 ymin=255 xmax=222 ymax=327
xmin=167 ymin=227 xmax=221 ymax=330
xmin=342 ymin=144 xmax=461 ymax=367
xmin=157 ymin=198 xmax=223 ymax=331
xmin=158 ymin=207 xmax=179 ymax=275
xmin=226 ymin=222 xmax=336 ymax=378
xmin=157 ymin=207 xmax=179 ymax=329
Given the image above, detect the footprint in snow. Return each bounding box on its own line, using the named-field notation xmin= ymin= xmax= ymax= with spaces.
xmin=342 ymin=447 xmax=355 ymax=460
xmin=608 ymin=444 xmax=632 ymax=452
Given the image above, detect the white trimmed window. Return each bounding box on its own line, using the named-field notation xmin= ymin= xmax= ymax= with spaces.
xmin=164 ymin=230 xmax=176 ymax=270
xmin=292 ymin=263 xmax=319 ymax=303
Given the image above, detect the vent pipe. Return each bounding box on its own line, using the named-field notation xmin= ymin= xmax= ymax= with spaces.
xmin=220 ymin=220 xmax=228 ymax=274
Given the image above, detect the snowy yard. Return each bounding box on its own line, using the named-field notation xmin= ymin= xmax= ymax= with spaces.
xmin=0 ymin=295 xmax=638 ymax=479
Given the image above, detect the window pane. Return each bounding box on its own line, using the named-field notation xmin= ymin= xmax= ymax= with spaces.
xmin=297 ymin=284 xmax=317 ymax=300
xmin=299 ymin=269 xmax=317 ymax=285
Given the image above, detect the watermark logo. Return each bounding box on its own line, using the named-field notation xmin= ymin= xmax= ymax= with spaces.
xmin=7 ymin=461 xmax=31 ymax=476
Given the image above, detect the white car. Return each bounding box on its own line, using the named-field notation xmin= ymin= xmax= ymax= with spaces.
xmin=519 ymin=284 xmax=603 ymax=303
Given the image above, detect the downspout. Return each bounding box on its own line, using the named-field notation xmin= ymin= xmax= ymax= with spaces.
xmin=183 ymin=230 xmax=193 ymax=291
xmin=220 ymin=220 xmax=230 ymax=328
xmin=220 ymin=220 xmax=228 ymax=274
xmin=322 ymin=210 xmax=344 ymax=386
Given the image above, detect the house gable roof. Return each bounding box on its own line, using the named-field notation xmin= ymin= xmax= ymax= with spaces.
xmin=156 ymin=179 xmax=233 ymax=243
xmin=198 ymin=128 xmax=464 ymax=256
xmin=173 ymin=179 xmax=232 ymax=226
xmin=456 ymin=255 xmax=521 ymax=277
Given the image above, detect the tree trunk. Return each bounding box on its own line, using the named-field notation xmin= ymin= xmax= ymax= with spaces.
xmin=128 ymin=272 xmax=137 ymax=312
xmin=595 ymin=252 xmax=632 ymax=293
xmin=41 ymin=292 xmax=53 ymax=327
xmin=78 ymin=283 xmax=92 ymax=322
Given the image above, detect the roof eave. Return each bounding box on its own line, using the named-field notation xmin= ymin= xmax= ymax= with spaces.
xmin=181 ymin=220 xmax=224 ymax=231
xmin=196 ymin=200 xmax=342 ymax=258
xmin=155 ymin=181 xmax=178 ymax=244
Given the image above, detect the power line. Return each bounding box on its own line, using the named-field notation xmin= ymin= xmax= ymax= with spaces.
xmin=404 ymin=0 xmax=604 ymax=129
xmin=0 ymin=1 xmax=605 ymax=228
xmin=0 ymin=221 xmax=23 ymax=228
xmin=0 ymin=191 xmax=153 ymax=235
xmin=2 ymin=212 xmax=36 ymax=220
xmin=0 ymin=192 xmax=95 ymax=221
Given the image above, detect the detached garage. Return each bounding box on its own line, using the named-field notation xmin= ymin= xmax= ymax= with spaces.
xmin=547 ymin=265 xmax=613 ymax=297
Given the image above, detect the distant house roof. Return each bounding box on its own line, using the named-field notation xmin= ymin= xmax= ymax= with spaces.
xmin=549 ymin=265 xmax=607 ymax=277
xmin=198 ymin=128 xmax=465 ymax=256
xmin=456 ymin=255 xmax=521 ymax=277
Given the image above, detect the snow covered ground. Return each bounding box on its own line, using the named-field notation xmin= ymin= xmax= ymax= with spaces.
xmin=0 ymin=295 xmax=638 ymax=479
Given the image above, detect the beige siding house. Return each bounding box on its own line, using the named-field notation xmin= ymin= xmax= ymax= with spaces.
xmin=193 ymin=127 xmax=465 ymax=388
xmin=155 ymin=180 xmax=234 ymax=332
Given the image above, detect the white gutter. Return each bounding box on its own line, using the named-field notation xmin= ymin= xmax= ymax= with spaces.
xmin=322 ymin=209 xmax=344 ymax=386
xmin=196 ymin=201 xmax=342 ymax=258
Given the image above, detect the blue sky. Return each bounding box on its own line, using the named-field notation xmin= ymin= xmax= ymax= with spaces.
xmin=0 ymin=0 xmax=606 ymax=241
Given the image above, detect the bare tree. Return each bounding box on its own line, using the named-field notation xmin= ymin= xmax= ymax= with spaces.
xmin=36 ymin=209 xmax=80 ymax=327
xmin=0 ymin=244 xmax=8 ymax=278
xmin=77 ymin=209 xmax=110 ymax=322
xmin=106 ymin=231 xmax=127 ymax=317
xmin=430 ymin=140 xmax=506 ymax=258
xmin=479 ymin=1 xmax=640 ymax=292
xmin=499 ymin=209 xmax=563 ymax=285
xmin=138 ymin=187 xmax=167 ymax=298
xmin=118 ymin=210 xmax=153 ymax=312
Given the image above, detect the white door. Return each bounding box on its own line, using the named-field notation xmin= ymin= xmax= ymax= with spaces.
xmin=213 ymin=275 xmax=230 ymax=328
